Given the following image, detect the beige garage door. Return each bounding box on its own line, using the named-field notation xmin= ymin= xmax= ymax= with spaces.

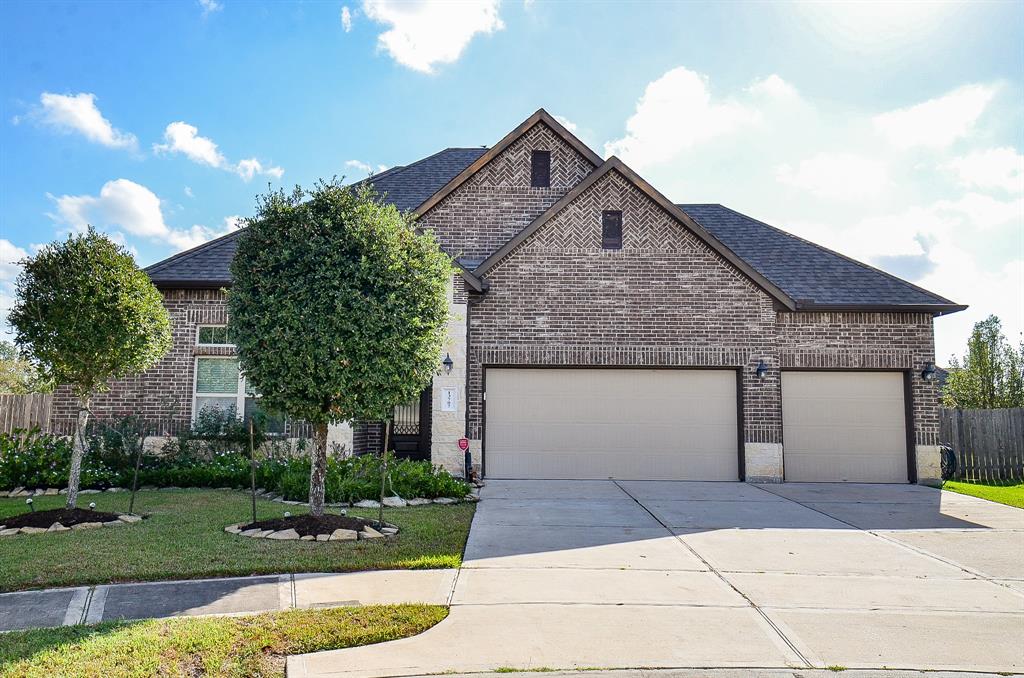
xmin=782 ymin=371 xmax=908 ymax=483
xmin=484 ymin=368 xmax=738 ymax=480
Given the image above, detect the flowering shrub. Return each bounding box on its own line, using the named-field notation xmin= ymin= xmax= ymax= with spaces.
xmin=0 ymin=423 xmax=469 ymax=502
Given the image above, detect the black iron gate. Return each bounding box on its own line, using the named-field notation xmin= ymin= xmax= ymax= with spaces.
xmin=391 ymin=386 xmax=432 ymax=461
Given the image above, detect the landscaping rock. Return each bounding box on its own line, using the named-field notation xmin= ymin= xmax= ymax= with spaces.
xmin=433 ymin=497 xmax=458 ymax=505
xmin=381 ymin=527 xmax=399 ymax=535
xmin=118 ymin=514 xmax=142 ymax=524
xmin=160 ymin=486 xmax=181 ymax=491
xmin=300 ymin=534 xmax=315 ymax=541
xmin=13 ymin=489 xmax=32 ymax=497
xmin=382 ymin=496 xmax=407 ymax=508
xmin=360 ymin=526 xmax=384 ymax=539
xmin=47 ymin=523 xmax=70 ymax=532
xmin=0 ymin=528 xmax=19 ymax=537
xmin=224 ymin=524 xmax=242 ymax=534
xmin=407 ymin=498 xmax=432 ymax=506
xmin=463 ymin=495 xmax=480 ymax=503
xmin=9 ymin=487 xmax=24 ymax=497
xmin=267 ymin=528 xmax=300 ymax=540
xmin=72 ymin=522 xmax=104 ymax=530
xmin=103 ymin=521 xmax=123 ymax=527
xmin=79 ymin=489 xmax=101 ymax=495
xmin=283 ymin=500 xmax=302 ymax=505
xmin=353 ymin=499 xmax=380 ymax=508
xmin=239 ymin=528 xmax=262 ymax=537
xmin=44 ymin=488 xmax=59 ymax=495
xmin=19 ymin=526 xmax=47 ymax=534
xmin=316 ymin=534 xmax=331 ymax=542
xmin=329 ymin=528 xmax=358 ymax=541
xmin=256 ymin=529 xmax=275 ymax=538
xmin=106 ymin=487 xmax=126 ymax=493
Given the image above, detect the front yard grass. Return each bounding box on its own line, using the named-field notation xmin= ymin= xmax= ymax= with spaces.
xmin=0 ymin=603 xmax=446 ymax=678
xmin=942 ymin=479 xmax=1024 ymax=509
xmin=0 ymin=489 xmax=474 ymax=592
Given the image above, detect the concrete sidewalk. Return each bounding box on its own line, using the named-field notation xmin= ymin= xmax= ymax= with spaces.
xmin=0 ymin=569 xmax=456 ymax=632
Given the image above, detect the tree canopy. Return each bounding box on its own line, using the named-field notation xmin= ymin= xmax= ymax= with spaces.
xmin=943 ymin=315 xmax=1024 ymax=409
xmin=228 ymin=181 xmax=451 ymax=516
xmin=8 ymin=228 xmax=172 ymax=507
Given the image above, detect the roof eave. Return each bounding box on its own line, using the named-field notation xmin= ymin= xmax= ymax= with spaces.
xmin=794 ymin=302 xmax=968 ymax=316
xmin=149 ymin=278 xmax=232 ymax=291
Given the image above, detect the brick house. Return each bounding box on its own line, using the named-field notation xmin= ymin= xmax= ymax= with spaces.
xmin=51 ymin=109 xmax=965 ymax=484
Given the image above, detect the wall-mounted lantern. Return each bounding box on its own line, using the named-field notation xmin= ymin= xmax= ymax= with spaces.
xmin=442 ymin=353 xmax=454 ymax=374
xmin=755 ymin=360 xmax=769 ymax=380
xmin=921 ymin=362 xmax=937 ymax=382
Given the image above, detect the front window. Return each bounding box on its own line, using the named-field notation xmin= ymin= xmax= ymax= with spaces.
xmin=197 ymin=325 xmax=233 ymax=346
xmin=193 ymin=357 xmax=286 ymax=433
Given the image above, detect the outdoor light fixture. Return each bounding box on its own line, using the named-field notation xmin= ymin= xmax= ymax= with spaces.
xmin=921 ymin=362 xmax=937 ymax=382
xmin=284 ymin=511 xmax=291 ymax=518
xmin=26 ymin=498 xmax=34 ymax=512
xmin=756 ymin=360 xmax=769 ymax=380
xmin=442 ymin=353 xmax=454 ymax=374
xmin=88 ymin=502 xmax=96 ymax=510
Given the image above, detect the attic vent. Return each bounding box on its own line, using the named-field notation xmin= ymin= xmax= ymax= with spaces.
xmin=602 ymin=210 xmax=623 ymax=250
xmin=531 ymin=150 xmax=551 ymax=188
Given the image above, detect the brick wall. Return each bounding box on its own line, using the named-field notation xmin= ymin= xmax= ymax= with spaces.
xmin=50 ymin=288 xmax=229 ymax=435
xmin=467 ymin=169 xmax=780 ymax=444
xmin=419 ymin=121 xmax=596 ymax=260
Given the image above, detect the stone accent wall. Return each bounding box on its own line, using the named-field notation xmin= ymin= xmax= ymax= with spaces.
xmin=50 ymin=289 xmax=229 ymax=435
xmin=466 ymin=168 xmax=778 ymax=453
xmin=419 ymin=122 xmax=596 ymax=260
xmin=431 ymin=274 xmax=471 ymax=474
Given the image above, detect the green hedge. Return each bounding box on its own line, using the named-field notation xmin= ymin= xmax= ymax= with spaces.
xmin=0 ymin=419 xmax=469 ymax=503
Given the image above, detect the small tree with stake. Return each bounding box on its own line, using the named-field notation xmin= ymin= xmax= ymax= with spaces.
xmin=228 ymin=181 xmax=450 ymax=519
xmin=8 ymin=228 xmax=172 ymax=509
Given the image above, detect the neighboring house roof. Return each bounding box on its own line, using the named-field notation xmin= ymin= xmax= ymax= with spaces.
xmin=145 ymin=147 xmax=488 ymax=287
xmin=145 ymin=109 xmax=963 ymax=314
xmin=678 ymin=204 xmax=964 ymax=313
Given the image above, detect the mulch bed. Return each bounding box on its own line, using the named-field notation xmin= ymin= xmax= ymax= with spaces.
xmin=239 ymin=514 xmax=384 ymax=538
xmin=3 ymin=507 xmax=122 ymax=529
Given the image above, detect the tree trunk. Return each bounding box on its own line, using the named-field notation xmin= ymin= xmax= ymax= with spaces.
xmin=66 ymin=397 xmax=90 ymax=509
xmin=249 ymin=417 xmax=258 ymax=524
xmin=308 ymin=421 xmax=329 ymax=517
xmin=378 ymin=420 xmax=391 ymax=528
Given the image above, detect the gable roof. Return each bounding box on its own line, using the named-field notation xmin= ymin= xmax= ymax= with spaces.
xmin=678 ymin=204 xmax=965 ymax=313
xmin=145 ymin=147 xmax=487 ymax=287
xmin=473 ymin=157 xmax=799 ymax=310
xmin=412 ymin=109 xmax=604 ymax=218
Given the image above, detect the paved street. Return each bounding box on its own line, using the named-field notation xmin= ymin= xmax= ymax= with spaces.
xmin=291 ymin=480 xmax=1024 ymax=677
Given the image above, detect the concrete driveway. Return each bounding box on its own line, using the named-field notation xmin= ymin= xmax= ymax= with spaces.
xmin=290 ymin=480 xmax=1024 ymax=678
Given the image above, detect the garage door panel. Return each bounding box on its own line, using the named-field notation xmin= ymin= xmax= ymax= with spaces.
xmin=782 ymin=372 xmax=908 ymax=483
xmin=485 ymin=369 xmax=737 ymax=480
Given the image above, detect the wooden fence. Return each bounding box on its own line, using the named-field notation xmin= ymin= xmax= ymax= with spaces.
xmin=940 ymin=407 xmax=1023 ymax=482
xmin=0 ymin=393 xmax=54 ymax=435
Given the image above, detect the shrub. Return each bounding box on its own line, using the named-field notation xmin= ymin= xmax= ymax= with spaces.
xmin=0 ymin=423 xmax=470 ymax=502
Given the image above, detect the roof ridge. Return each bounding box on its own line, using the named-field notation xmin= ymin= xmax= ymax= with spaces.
xmin=701 ymin=203 xmax=957 ymax=306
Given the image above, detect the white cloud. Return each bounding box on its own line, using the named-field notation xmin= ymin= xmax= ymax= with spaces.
xmin=553 ymin=115 xmax=578 ymax=133
xmin=943 ymin=147 xmax=1023 ymax=193
xmin=236 ymin=158 xmax=284 ymax=181
xmin=775 ymin=152 xmax=889 ymax=200
xmin=184 ymin=186 xmax=194 ymax=198
xmin=0 ymin=240 xmax=29 ymax=337
xmin=345 ymin=159 xmax=388 ymax=176
xmin=30 ymin=92 xmax=138 ymax=151
xmin=47 ymin=179 xmax=241 ymax=253
xmin=341 ymin=5 xmax=354 ymax=31
xmin=154 ymin=121 xmax=283 ymax=181
xmin=362 ymin=0 xmax=503 ymax=73
xmin=872 ymin=84 xmax=997 ymax=149
xmin=199 ymin=0 xmax=222 ymax=16
xmin=604 ymin=67 xmax=765 ymax=168
xmin=747 ymin=74 xmax=799 ymax=101
xmin=154 ymin=121 xmax=226 ymax=168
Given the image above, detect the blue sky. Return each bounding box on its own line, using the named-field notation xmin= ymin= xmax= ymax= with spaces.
xmin=1 ymin=0 xmax=1021 ymax=361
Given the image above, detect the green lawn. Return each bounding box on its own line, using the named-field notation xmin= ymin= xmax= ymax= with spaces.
xmin=942 ymin=479 xmax=1024 ymax=509
xmin=0 ymin=604 xmax=446 ymax=678
xmin=0 ymin=489 xmax=474 ymax=592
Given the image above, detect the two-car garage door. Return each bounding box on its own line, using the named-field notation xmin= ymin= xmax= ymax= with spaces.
xmin=484 ymin=368 xmax=738 ymax=480
xmin=483 ymin=367 xmax=910 ymax=483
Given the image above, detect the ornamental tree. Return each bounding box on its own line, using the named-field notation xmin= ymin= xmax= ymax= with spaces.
xmin=228 ymin=181 xmax=450 ymax=517
xmin=8 ymin=228 xmax=172 ymax=508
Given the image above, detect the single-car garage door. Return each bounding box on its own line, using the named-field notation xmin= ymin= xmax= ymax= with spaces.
xmin=484 ymin=368 xmax=738 ymax=480
xmin=782 ymin=371 xmax=908 ymax=483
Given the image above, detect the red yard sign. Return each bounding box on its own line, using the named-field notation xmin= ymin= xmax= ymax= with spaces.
xmin=457 ymin=438 xmax=470 ymax=451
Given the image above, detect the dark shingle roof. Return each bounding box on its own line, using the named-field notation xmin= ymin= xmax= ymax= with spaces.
xmin=678 ymin=204 xmax=960 ymax=310
xmin=145 ymin=147 xmax=488 ymax=286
